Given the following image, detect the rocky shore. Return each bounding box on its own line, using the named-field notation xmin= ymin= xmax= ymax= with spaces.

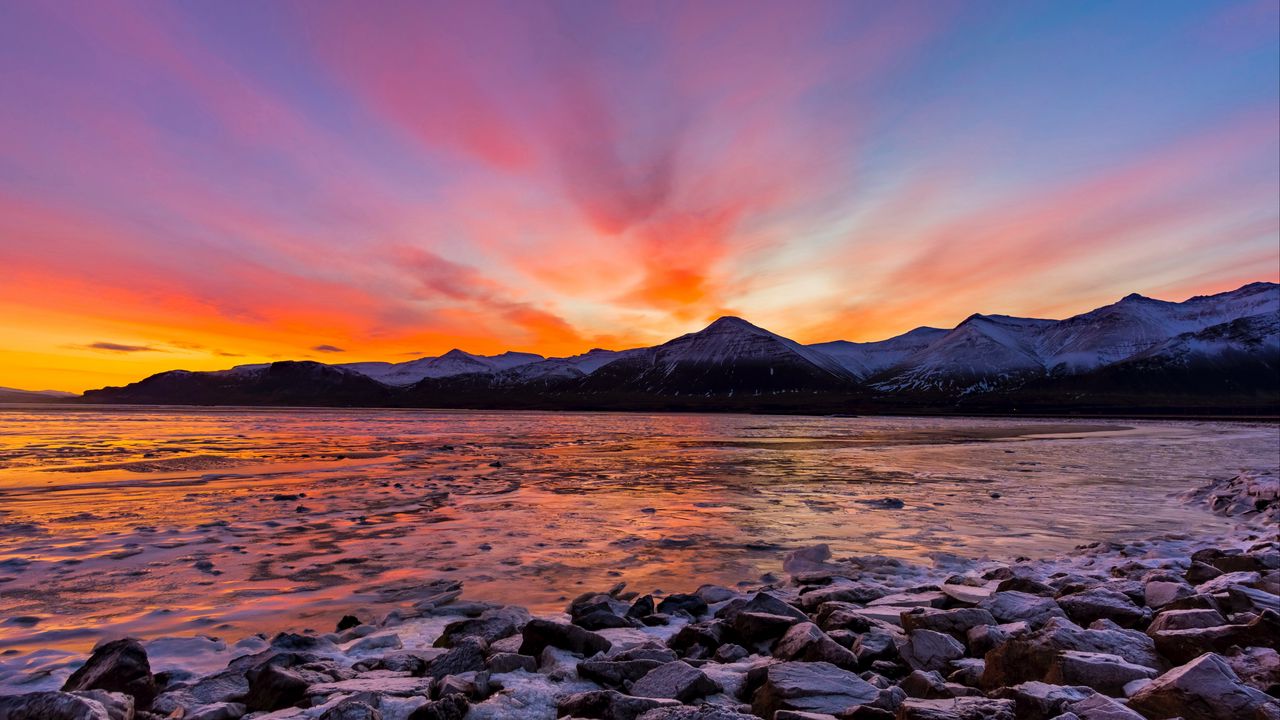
xmin=1 ymin=472 xmax=1277 ymax=720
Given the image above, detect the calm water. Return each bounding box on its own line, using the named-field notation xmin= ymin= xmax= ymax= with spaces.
xmin=0 ymin=407 xmax=1276 ymax=663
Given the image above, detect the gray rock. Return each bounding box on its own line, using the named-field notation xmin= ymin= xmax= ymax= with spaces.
xmin=0 ymin=691 xmax=118 ymax=720
xmin=895 ymin=697 xmax=1016 ymax=720
xmin=979 ymin=591 xmax=1067 ymax=627
xmin=556 ymin=689 xmax=682 ymax=720
xmin=773 ymin=622 xmax=860 ymax=669
xmin=62 ymin=638 xmax=156 ymax=709
xmin=406 ymin=694 xmax=468 ymax=720
xmin=981 ymin=617 xmax=1161 ymax=690
xmin=750 ymin=661 xmax=879 ymax=717
xmin=1066 ymin=694 xmax=1146 ymax=719
xmin=425 ymin=636 xmax=487 ymax=678
xmin=435 ymin=606 xmax=528 ymax=647
xmin=182 ymin=702 xmax=246 ymax=720
xmin=486 ymin=652 xmax=538 ymax=674
xmin=900 ymin=607 xmax=997 ymax=641
xmin=629 ymin=661 xmax=721 ymax=703
xmin=1143 ymin=580 xmax=1195 ymax=608
xmin=1127 ymin=652 xmax=1279 ymax=720
xmin=577 ymin=658 xmax=666 ymax=687
xmin=1145 ymin=608 xmax=1227 ymax=633
xmin=319 ymin=699 xmax=383 ymax=720
xmin=897 ymin=630 xmax=965 ymax=673
xmin=1044 ymin=650 xmax=1158 ymax=697
xmin=995 ymin=681 xmax=1096 ymax=720
xmin=636 ymin=706 xmax=759 ymax=720
xmin=1222 ymin=646 xmax=1280 ymax=694
xmin=1150 ymin=609 xmax=1280 ymax=664
xmin=1056 ymin=588 xmax=1149 ymax=629
xmin=519 ymin=618 xmax=611 ymax=657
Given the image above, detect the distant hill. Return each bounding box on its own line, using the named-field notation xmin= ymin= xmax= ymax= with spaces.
xmin=80 ymin=282 xmax=1280 ymax=414
xmin=0 ymin=386 xmax=77 ymax=403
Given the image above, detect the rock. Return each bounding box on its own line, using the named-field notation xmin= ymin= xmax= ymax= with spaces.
xmin=894 ymin=697 xmax=1016 ymax=720
xmin=940 ymin=583 xmax=994 ymax=606
xmin=556 ymin=689 xmax=682 ymax=720
xmin=854 ymin=630 xmax=901 ymax=664
xmin=425 ymin=636 xmax=488 ymax=678
xmin=898 ymin=670 xmax=956 ymax=699
xmin=869 ymin=591 xmax=946 ymax=609
xmin=995 ymin=681 xmax=1095 ymax=720
xmin=897 ymin=630 xmax=965 ymax=673
xmin=656 ymin=594 xmax=709 ymax=618
xmin=518 ymin=618 xmax=611 ymax=657
xmin=734 ymin=611 xmax=805 ymax=643
xmin=966 ymin=622 xmax=1021 ymax=656
xmin=751 ymin=661 xmax=880 ymax=717
xmin=734 ymin=591 xmax=810 ymax=622
xmin=1222 ymin=646 xmax=1280 ymax=694
xmin=182 ymin=702 xmax=246 ymax=720
xmin=1186 ymin=561 xmax=1225 ymax=585
xmin=1066 ymin=694 xmax=1146 ymax=719
xmin=979 ymin=591 xmax=1067 ymax=627
xmin=336 ymin=615 xmax=362 ymax=632
xmin=981 ymin=617 xmax=1161 ymax=690
xmin=667 ymin=620 xmax=727 ymax=659
xmin=244 ymin=663 xmax=309 ymax=712
xmin=714 ymin=644 xmax=749 ymax=663
xmin=348 ymin=633 xmax=402 ymax=653
xmin=1057 ymin=588 xmax=1149 ymax=628
xmin=630 ymin=661 xmax=721 ymax=703
xmin=151 ymin=667 xmax=249 ymax=714
xmin=1127 ymin=652 xmax=1278 ymax=720
xmin=1143 ymin=580 xmax=1195 ymax=608
xmin=1150 ymin=609 xmax=1280 ymax=664
xmin=1145 ymin=608 xmax=1228 ymax=633
xmin=797 ymin=584 xmax=890 ymax=612
xmin=773 ymin=622 xmax=860 ymax=669
xmin=900 ymin=607 xmax=997 ymax=641
xmin=577 ymin=658 xmax=666 ymax=687
xmin=1044 ymin=651 xmax=1158 ymax=696
xmin=487 ymin=652 xmax=538 ymax=673
xmin=407 ymin=694 xmax=468 ymax=720
xmin=0 ymin=691 xmax=121 ymax=720
xmin=320 ymin=699 xmax=384 ymax=720
xmin=435 ymin=606 xmax=528 ymax=647
xmin=636 ymin=707 xmax=760 ymax=720
xmin=61 ymin=638 xmax=157 ymax=709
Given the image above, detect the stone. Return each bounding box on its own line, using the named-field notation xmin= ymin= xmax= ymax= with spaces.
xmin=734 ymin=592 xmax=810 ymax=622
xmin=1145 ymin=608 xmax=1227 ymax=633
xmin=900 ymin=607 xmax=997 ymax=641
xmin=1066 ymin=694 xmax=1146 ymax=719
xmin=797 ymin=584 xmax=890 ymax=612
xmin=897 ymin=630 xmax=965 ymax=673
xmin=1127 ymin=652 xmax=1278 ymax=720
xmin=183 ymin=702 xmax=247 ymax=720
xmin=336 ymin=615 xmax=362 ymax=632
xmin=979 ymin=591 xmax=1067 ymax=627
xmin=853 ymin=630 xmax=901 ymax=664
xmin=898 ymin=670 xmax=954 ymax=699
xmin=656 ymin=593 xmax=709 ymax=617
xmin=320 ymin=699 xmax=384 ymax=720
xmin=868 ymin=591 xmax=946 ymax=609
xmin=435 ymin=606 xmax=528 ymax=647
xmin=1044 ymin=651 xmax=1158 ymax=696
xmin=940 ymin=583 xmax=994 ymax=606
xmin=1150 ymin=609 xmax=1280 ymax=664
xmin=577 ymin=658 xmax=666 ymax=687
xmin=1144 ymin=580 xmax=1195 ymax=608
xmin=1222 ymin=646 xmax=1280 ymax=694
xmin=244 ymin=663 xmax=309 ymax=712
xmin=556 ymin=689 xmax=682 ymax=720
xmin=61 ymin=638 xmax=157 ymax=709
xmin=995 ymin=681 xmax=1095 ymax=720
xmin=894 ymin=697 xmax=1016 ymax=720
xmin=636 ymin=707 xmax=759 ymax=720
xmin=425 ymin=636 xmax=488 ymax=678
xmin=981 ymin=617 xmax=1161 ymax=690
xmin=751 ymin=661 xmax=880 ymax=718
xmin=734 ymin=611 xmax=805 ymax=643
xmin=487 ymin=652 xmax=538 ymax=673
xmin=406 ymin=694 xmax=468 ymax=720
xmin=629 ymin=661 xmax=721 ymax=703
xmin=518 ymin=618 xmax=611 ymax=657
xmin=666 ymin=620 xmax=727 ymax=659
xmin=1057 ymin=588 xmax=1149 ymax=628
xmin=773 ymin=622 xmax=860 ymax=670
xmin=0 ymin=691 xmax=120 ymax=720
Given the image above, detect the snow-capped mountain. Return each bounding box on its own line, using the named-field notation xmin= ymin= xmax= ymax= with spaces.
xmin=578 ymin=316 xmax=857 ymax=394
xmin=339 ymin=350 xmax=544 ymax=385
xmin=80 ymin=281 xmax=1278 ymax=411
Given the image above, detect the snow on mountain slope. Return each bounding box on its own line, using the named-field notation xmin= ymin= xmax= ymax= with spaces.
xmin=652 ymin=316 xmax=854 ymax=377
xmin=809 ymin=327 xmax=949 ymax=378
xmin=873 ymin=315 xmax=1056 ymax=392
xmin=340 ymin=350 xmax=544 ymax=385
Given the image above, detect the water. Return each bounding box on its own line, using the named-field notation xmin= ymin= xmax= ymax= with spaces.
xmin=0 ymin=406 xmax=1275 ymax=668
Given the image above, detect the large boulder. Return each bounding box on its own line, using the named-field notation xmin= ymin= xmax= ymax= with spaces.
xmin=0 ymin=691 xmax=131 ymax=720
xmin=244 ymin=663 xmax=309 ymax=712
xmin=894 ymin=697 xmax=1016 ymax=720
xmin=1149 ymin=609 xmax=1280 ymax=664
xmin=1066 ymin=694 xmax=1146 ymax=719
xmin=897 ymin=630 xmax=965 ymax=673
xmin=61 ymin=638 xmax=156 ymax=709
xmin=556 ymin=689 xmax=682 ymax=720
xmin=1145 ymin=608 xmax=1227 ymax=633
xmin=629 ymin=661 xmax=721 ymax=703
xmin=424 ymin=637 xmax=488 ymax=678
xmin=979 ymin=591 xmax=1067 ymax=627
xmin=577 ymin=658 xmax=666 ymax=688
xmin=519 ymin=618 xmax=611 ymax=657
xmin=1044 ymin=650 xmax=1158 ymax=697
xmin=1056 ymin=588 xmax=1149 ymax=629
xmin=993 ymin=681 xmax=1095 ymax=720
xmin=900 ymin=607 xmax=997 ymax=641
xmin=773 ymin=622 xmax=860 ymax=669
xmin=1126 ymin=652 xmax=1279 ymax=720
xmin=981 ymin=617 xmax=1160 ymax=690
xmin=751 ymin=661 xmax=880 ymax=717
xmin=435 ymin=606 xmax=528 ymax=647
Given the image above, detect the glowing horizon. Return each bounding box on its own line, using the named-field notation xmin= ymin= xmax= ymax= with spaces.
xmin=2 ymin=0 xmax=1277 ymax=393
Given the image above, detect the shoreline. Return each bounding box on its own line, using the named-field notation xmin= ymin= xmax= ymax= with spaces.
xmin=0 ymin=471 xmax=1276 ymax=719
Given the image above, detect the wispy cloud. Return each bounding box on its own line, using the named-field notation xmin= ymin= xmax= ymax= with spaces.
xmin=311 ymin=344 xmax=345 ymax=353
xmin=81 ymin=342 xmax=162 ymax=353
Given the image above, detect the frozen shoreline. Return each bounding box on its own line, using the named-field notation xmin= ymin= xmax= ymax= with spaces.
xmin=0 ymin=470 xmax=1276 ymax=719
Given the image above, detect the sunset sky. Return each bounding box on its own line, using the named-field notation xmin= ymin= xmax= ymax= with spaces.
xmin=2 ymin=0 xmax=1278 ymax=392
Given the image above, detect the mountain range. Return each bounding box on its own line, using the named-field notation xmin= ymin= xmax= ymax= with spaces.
xmin=76 ymin=282 xmax=1280 ymax=414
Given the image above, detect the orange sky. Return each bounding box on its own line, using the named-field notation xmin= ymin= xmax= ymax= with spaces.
xmin=1 ymin=1 xmax=1277 ymax=393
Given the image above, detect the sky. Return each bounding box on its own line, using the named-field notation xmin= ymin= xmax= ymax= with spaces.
xmin=1 ymin=0 xmax=1277 ymax=392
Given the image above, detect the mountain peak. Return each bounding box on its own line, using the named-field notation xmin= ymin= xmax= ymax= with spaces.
xmin=438 ymin=348 xmax=474 ymax=359
xmin=702 ymin=315 xmax=759 ymax=332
